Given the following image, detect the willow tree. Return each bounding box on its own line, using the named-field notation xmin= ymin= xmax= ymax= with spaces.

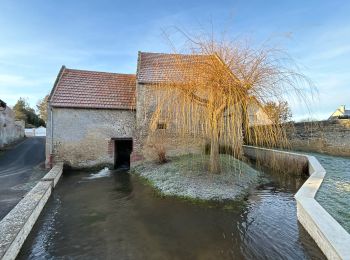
xmin=148 ymin=34 xmax=311 ymax=174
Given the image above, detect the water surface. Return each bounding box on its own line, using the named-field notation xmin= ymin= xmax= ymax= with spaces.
xmin=18 ymin=166 xmax=325 ymax=259
xmin=307 ymin=153 xmax=350 ymax=233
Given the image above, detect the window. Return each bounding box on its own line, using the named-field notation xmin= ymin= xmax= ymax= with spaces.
xmin=157 ymin=122 xmax=167 ymax=130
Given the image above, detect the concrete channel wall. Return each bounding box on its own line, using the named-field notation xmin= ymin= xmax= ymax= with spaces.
xmin=243 ymin=145 xmax=350 ymax=260
xmin=0 ymin=163 xmax=63 ymax=260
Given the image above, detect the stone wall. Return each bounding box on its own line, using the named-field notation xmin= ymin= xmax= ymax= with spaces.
xmin=135 ymin=82 xmax=244 ymax=161
xmin=287 ymin=119 xmax=350 ymax=157
xmin=135 ymin=83 xmax=206 ymax=161
xmin=0 ymin=107 xmax=24 ymax=148
xmin=46 ymin=107 xmax=135 ymax=168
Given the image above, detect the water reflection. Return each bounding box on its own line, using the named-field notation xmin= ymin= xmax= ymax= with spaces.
xmin=18 ymin=165 xmax=325 ymax=260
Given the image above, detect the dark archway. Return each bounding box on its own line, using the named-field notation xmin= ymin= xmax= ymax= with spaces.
xmin=113 ymin=138 xmax=133 ymax=169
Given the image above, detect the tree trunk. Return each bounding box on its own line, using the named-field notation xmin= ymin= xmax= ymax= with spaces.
xmin=209 ymin=117 xmax=221 ymax=174
xmin=241 ymin=100 xmax=249 ymax=144
xmin=209 ymin=136 xmax=220 ymax=174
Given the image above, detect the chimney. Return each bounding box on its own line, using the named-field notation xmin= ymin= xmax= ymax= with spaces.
xmin=340 ymin=105 xmax=346 ymax=113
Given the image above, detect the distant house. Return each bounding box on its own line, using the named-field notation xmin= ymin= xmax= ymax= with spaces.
xmin=329 ymin=105 xmax=350 ymax=120
xmin=46 ymin=52 xmax=272 ymax=169
xmin=247 ymin=98 xmax=273 ymax=126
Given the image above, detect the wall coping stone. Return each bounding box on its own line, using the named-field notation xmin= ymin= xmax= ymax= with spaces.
xmin=41 ymin=162 xmax=64 ymax=187
xmin=243 ymin=145 xmax=350 ymax=260
xmin=0 ymin=163 xmax=63 ymax=260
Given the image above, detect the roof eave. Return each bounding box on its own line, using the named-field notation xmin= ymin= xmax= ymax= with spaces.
xmin=48 ymin=65 xmax=66 ymax=103
xmin=50 ymin=104 xmax=136 ymax=111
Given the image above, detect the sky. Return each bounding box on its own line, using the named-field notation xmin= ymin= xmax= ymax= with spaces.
xmin=0 ymin=0 xmax=349 ymax=121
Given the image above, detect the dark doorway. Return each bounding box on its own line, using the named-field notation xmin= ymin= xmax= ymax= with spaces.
xmin=114 ymin=138 xmax=133 ymax=169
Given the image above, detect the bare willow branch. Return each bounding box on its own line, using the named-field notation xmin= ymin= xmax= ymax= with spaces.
xmin=146 ymin=30 xmax=314 ymax=174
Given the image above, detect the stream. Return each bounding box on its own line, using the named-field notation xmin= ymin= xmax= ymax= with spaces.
xmin=18 ymin=166 xmax=325 ymax=259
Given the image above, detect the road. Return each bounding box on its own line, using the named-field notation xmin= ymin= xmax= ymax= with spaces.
xmin=0 ymin=137 xmax=47 ymax=220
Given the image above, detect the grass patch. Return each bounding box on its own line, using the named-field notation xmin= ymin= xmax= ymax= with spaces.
xmin=133 ymin=169 xmax=249 ymax=210
xmin=131 ymin=154 xmax=260 ymax=203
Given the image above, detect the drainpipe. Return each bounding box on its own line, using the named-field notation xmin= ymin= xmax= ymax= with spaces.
xmin=48 ymin=105 xmax=54 ymax=168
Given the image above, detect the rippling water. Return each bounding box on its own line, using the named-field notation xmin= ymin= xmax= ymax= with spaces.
xmin=306 ymin=153 xmax=350 ymax=233
xmin=18 ymin=166 xmax=325 ymax=259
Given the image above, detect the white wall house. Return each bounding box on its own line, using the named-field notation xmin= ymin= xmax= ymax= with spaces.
xmin=329 ymin=105 xmax=350 ymax=119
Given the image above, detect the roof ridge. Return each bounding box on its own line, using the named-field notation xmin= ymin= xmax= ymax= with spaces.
xmin=65 ymin=67 xmax=136 ymax=76
xmin=139 ymin=51 xmax=209 ymax=57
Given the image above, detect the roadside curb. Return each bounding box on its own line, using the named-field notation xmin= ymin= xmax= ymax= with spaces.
xmin=0 ymin=162 xmax=63 ymax=260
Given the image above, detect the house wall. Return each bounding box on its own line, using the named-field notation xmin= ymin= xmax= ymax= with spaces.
xmin=248 ymin=103 xmax=272 ymax=126
xmin=287 ymin=119 xmax=350 ymax=157
xmin=46 ymin=107 xmax=135 ymax=168
xmin=0 ymin=107 xmax=24 ymax=148
xmin=135 ymin=82 xmax=211 ymax=161
xmin=330 ymin=105 xmax=345 ymax=118
xmin=135 ymin=82 xmax=246 ymax=161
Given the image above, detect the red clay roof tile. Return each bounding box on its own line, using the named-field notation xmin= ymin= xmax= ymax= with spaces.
xmin=137 ymin=52 xmax=213 ymax=84
xmin=50 ymin=68 xmax=136 ymax=109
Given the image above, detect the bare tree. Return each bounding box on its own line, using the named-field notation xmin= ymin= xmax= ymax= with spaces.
xmin=149 ymin=31 xmax=312 ymax=174
xmin=264 ymin=101 xmax=293 ymax=124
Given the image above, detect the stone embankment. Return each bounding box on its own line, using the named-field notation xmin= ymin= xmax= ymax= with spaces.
xmin=0 ymin=163 xmax=63 ymax=260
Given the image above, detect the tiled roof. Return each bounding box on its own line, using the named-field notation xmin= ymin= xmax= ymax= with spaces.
xmin=137 ymin=52 xmax=214 ymax=84
xmin=50 ymin=67 xmax=136 ymax=109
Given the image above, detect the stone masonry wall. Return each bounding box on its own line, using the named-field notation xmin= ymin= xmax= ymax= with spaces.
xmin=135 ymin=83 xmax=205 ymax=161
xmin=287 ymin=119 xmax=350 ymax=157
xmin=0 ymin=107 xmax=24 ymax=148
xmin=135 ymin=83 xmax=248 ymax=161
xmin=46 ymin=107 xmax=135 ymax=168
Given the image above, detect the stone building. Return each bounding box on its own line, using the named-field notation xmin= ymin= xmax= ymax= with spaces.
xmin=135 ymin=52 xmax=213 ymax=160
xmin=46 ymin=52 xmax=272 ymax=168
xmin=0 ymin=99 xmax=25 ymax=148
xmin=247 ymin=99 xmax=273 ymax=126
xmin=46 ymin=67 xmax=136 ymax=168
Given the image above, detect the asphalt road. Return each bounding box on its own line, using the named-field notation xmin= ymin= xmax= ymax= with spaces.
xmin=0 ymin=137 xmax=47 ymax=220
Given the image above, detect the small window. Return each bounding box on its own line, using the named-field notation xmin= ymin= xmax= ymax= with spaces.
xmin=157 ymin=122 xmax=167 ymax=130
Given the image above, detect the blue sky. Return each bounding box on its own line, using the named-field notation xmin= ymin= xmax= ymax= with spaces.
xmin=0 ymin=0 xmax=349 ymax=120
